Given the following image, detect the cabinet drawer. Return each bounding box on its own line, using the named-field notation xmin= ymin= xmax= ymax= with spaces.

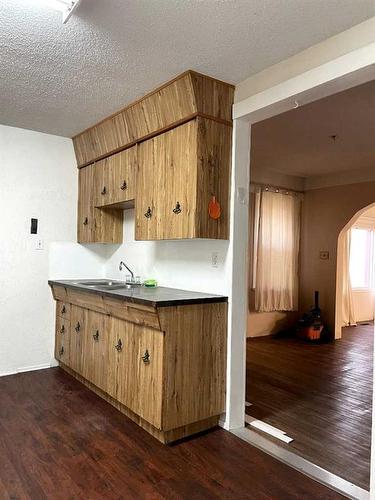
xmin=55 ymin=316 xmax=71 ymax=365
xmin=56 ymin=301 xmax=71 ymax=320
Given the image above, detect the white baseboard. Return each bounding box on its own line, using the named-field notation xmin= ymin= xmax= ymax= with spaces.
xmin=0 ymin=362 xmax=54 ymax=378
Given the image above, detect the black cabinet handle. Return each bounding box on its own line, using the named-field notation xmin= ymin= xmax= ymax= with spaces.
xmin=115 ymin=339 xmax=123 ymax=351
xmin=144 ymin=207 xmax=152 ymax=219
xmin=93 ymin=330 xmax=99 ymax=341
xmin=83 ymin=217 xmax=88 ymax=225
xmin=75 ymin=322 xmax=81 ymax=333
xmin=173 ymin=202 xmax=181 ymax=214
xmin=61 ymin=305 xmax=66 ymax=314
xmin=59 ymin=346 xmax=64 ymax=356
xmin=60 ymin=325 xmax=65 ymax=334
xmin=101 ymin=186 xmax=106 ymax=195
xmin=120 ymin=180 xmax=127 ymax=191
xmin=141 ymin=350 xmax=150 ymax=364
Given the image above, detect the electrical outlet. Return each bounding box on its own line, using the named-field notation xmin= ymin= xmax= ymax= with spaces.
xmin=211 ymin=252 xmax=219 ymax=268
xmin=35 ymin=239 xmax=44 ymax=250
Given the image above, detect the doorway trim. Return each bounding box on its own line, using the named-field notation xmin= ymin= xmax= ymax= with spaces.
xmin=224 ymin=44 xmax=375 ymax=496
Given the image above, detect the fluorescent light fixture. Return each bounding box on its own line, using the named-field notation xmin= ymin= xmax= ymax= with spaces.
xmin=42 ymin=0 xmax=81 ymax=24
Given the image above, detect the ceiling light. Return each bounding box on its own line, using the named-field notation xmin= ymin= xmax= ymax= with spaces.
xmin=42 ymin=0 xmax=81 ymax=24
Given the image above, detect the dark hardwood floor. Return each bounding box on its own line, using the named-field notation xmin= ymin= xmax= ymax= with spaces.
xmin=0 ymin=368 xmax=343 ymax=499
xmin=246 ymin=323 xmax=373 ymax=490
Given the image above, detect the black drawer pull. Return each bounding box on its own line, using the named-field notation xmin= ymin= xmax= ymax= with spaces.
xmin=93 ymin=330 xmax=99 ymax=341
xmin=101 ymin=186 xmax=106 ymax=195
xmin=83 ymin=217 xmax=88 ymax=225
xmin=141 ymin=350 xmax=150 ymax=364
xmin=60 ymin=325 xmax=65 ymax=334
xmin=75 ymin=322 xmax=81 ymax=333
xmin=59 ymin=346 xmax=64 ymax=356
xmin=61 ymin=305 xmax=66 ymax=314
xmin=173 ymin=202 xmax=181 ymax=214
xmin=120 ymin=180 xmax=127 ymax=191
xmin=144 ymin=207 xmax=152 ymax=219
xmin=115 ymin=339 xmax=123 ymax=351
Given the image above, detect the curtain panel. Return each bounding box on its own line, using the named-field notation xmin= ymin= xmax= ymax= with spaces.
xmin=255 ymin=190 xmax=301 ymax=312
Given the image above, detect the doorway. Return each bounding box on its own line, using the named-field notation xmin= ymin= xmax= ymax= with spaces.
xmin=240 ymin=78 xmax=375 ymax=494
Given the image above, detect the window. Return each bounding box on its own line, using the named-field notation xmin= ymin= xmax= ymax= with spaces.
xmin=349 ymin=228 xmax=374 ymax=289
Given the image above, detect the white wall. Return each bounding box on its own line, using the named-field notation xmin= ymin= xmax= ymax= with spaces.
xmin=235 ymin=17 xmax=375 ymax=102
xmin=0 ymin=125 xmax=78 ymax=376
xmin=104 ymin=209 xmax=230 ymax=296
xmin=0 ymin=122 xmax=231 ymax=378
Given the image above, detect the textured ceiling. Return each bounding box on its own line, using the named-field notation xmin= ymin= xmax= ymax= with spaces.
xmin=251 ymin=80 xmax=375 ymax=178
xmin=1 ymin=0 xmax=375 ymax=137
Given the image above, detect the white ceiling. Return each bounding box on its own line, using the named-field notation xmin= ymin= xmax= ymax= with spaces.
xmin=251 ymin=79 xmax=375 ymax=178
xmin=1 ymin=0 xmax=374 ymax=138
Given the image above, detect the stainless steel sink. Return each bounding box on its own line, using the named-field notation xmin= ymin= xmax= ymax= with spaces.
xmin=73 ymin=279 xmax=141 ymax=290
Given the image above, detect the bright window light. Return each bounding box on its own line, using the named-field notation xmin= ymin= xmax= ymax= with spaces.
xmin=350 ymin=228 xmax=373 ymax=289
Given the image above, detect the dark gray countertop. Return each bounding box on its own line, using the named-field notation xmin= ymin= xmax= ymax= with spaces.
xmin=48 ymin=279 xmax=228 ymax=307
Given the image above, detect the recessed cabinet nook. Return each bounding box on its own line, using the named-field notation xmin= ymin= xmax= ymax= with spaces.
xmin=51 ymin=70 xmax=232 ymax=443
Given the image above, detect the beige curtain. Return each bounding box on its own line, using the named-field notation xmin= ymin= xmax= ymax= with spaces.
xmin=255 ymin=190 xmax=301 ymax=312
xmin=342 ymin=229 xmax=357 ymax=326
xmin=251 ymin=189 xmax=261 ymax=289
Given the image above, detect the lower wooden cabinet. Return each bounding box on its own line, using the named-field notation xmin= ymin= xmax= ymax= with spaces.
xmin=52 ymin=290 xmax=227 ymax=443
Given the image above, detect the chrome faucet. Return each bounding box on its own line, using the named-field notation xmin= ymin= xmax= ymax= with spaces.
xmin=119 ymin=261 xmax=134 ymax=281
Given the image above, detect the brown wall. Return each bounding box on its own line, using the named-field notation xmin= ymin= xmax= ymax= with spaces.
xmin=300 ymin=180 xmax=375 ymax=336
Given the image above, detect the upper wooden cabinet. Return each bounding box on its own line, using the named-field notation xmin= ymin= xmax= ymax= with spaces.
xmin=72 ymin=71 xmax=234 ymax=168
xmin=74 ymin=70 xmax=233 ymax=243
xmin=94 ymin=146 xmax=137 ymax=208
xmin=77 ymin=166 xmax=123 ymax=244
xmin=136 ymin=117 xmax=231 ymax=240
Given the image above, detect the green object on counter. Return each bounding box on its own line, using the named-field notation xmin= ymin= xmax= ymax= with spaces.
xmin=144 ymin=279 xmax=158 ymax=288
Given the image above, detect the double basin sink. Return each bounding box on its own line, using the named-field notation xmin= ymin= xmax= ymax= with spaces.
xmin=73 ymin=279 xmax=141 ymax=291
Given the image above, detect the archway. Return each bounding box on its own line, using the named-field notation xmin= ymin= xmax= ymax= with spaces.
xmin=335 ymin=202 xmax=375 ymax=339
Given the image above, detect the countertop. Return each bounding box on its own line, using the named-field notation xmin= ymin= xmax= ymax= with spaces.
xmin=48 ymin=279 xmax=228 ymax=308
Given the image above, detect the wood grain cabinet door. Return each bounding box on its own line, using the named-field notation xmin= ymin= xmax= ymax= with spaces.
xmin=132 ymin=325 xmax=164 ymax=429
xmin=93 ymin=158 xmax=108 ymax=207
xmin=163 ymin=120 xmax=197 ymax=240
xmin=106 ymin=147 xmax=136 ymax=206
xmin=107 ymin=318 xmax=163 ymax=429
xmin=77 ymin=166 xmax=95 ymax=243
xmin=106 ymin=317 xmax=131 ymax=401
xmin=69 ymin=305 xmax=87 ymax=376
xmin=55 ymin=316 xmax=71 ymax=365
xmin=82 ymin=310 xmax=109 ymax=393
xmin=135 ymin=121 xmax=197 ymax=240
xmin=94 ymin=147 xmax=136 ymax=208
xmin=135 ymin=139 xmax=161 ymax=240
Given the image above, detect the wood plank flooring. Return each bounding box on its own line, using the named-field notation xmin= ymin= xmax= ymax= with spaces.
xmin=0 ymin=368 xmax=343 ymax=499
xmin=246 ymin=324 xmax=373 ymax=490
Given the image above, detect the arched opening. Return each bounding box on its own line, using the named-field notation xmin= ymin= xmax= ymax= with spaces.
xmin=335 ymin=202 xmax=375 ymax=339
